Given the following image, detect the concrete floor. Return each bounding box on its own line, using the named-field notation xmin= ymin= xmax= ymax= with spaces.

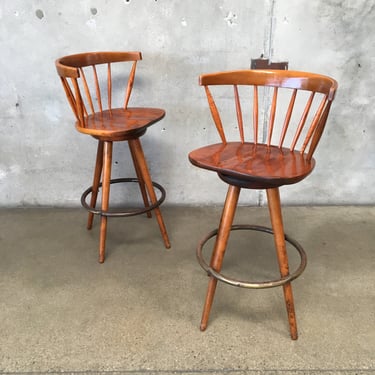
xmin=0 ymin=205 xmax=374 ymax=375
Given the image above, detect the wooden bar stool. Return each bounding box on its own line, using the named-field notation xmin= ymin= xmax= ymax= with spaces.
xmin=189 ymin=69 xmax=337 ymax=339
xmin=55 ymin=51 xmax=170 ymax=263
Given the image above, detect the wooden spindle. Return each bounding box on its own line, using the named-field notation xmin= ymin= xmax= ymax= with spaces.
xmin=79 ymin=68 xmax=95 ymax=115
xmin=290 ymin=92 xmax=315 ymax=151
xmin=71 ymin=78 xmax=85 ymax=126
xmin=234 ymin=85 xmax=244 ymax=143
xmin=306 ymin=100 xmax=332 ymax=160
xmin=61 ymin=78 xmax=79 ymax=120
xmin=124 ymin=61 xmax=137 ymax=109
xmin=92 ymin=65 xmax=103 ymax=113
xmin=253 ymin=85 xmax=259 ymax=144
xmin=279 ymin=89 xmax=297 ymax=148
xmin=107 ymin=63 xmax=112 ymax=111
xmin=302 ymin=96 xmax=327 ymax=154
xmin=205 ymin=86 xmax=226 ymax=144
xmin=267 ymin=87 xmax=278 ymax=146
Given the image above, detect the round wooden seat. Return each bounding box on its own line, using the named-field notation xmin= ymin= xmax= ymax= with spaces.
xmin=77 ymin=107 xmax=165 ymax=140
xmin=189 ymin=142 xmax=315 ymax=189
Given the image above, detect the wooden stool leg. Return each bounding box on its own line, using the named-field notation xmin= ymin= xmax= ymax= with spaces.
xmin=200 ymin=185 xmax=241 ymax=331
xmin=87 ymin=140 xmax=104 ymax=230
xmin=129 ymin=141 xmax=152 ymax=219
xmin=266 ymin=187 xmax=298 ymax=340
xmin=99 ymin=141 xmax=113 ymax=263
xmin=128 ymin=138 xmax=170 ymax=249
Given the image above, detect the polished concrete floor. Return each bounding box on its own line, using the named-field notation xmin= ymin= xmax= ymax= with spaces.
xmin=0 ymin=206 xmax=374 ymax=375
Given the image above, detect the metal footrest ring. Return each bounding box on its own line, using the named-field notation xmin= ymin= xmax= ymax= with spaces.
xmin=81 ymin=177 xmax=166 ymax=218
xmin=197 ymin=224 xmax=307 ymax=289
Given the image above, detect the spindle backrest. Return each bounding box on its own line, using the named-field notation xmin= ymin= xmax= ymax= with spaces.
xmin=200 ymin=70 xmax=337 ymax=161
xmin=55 ymin=51 xmax=142 ymax=127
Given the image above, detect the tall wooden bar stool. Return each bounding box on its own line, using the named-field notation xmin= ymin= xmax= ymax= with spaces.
xmin=55 ymin=51 xmax=170 ymax=263
xmin=189 ymin=70 xmax=337 ymax=339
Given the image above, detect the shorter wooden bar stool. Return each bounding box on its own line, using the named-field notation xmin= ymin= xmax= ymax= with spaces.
xmin=55 ymin=51 xmax=170 ymax=263
xmin=189 ymin=69 xmax=337 ymax=339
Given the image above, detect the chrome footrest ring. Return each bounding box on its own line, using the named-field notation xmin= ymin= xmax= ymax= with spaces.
xmin=196 ymin=224 xmax=307 ymax=289
xmin=81 ymin=177 xmax=166 ymax=218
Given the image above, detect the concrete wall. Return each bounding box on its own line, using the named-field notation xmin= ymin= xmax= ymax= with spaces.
xmin=0 ymin=0 xmax=373 ymax=207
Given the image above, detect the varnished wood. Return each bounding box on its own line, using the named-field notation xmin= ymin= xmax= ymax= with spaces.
xmin=129 ymin=139 xmax=171 ymax=249
xmin=124 ymin=59 xmax=138 ymax=109
xmin=93 ymin=65 xmax=103 ymax=113
xmin=307 ymin=101 xmax=333 ymax=160
xmin=200 ymin=185 xmax=241 ymax=331
xmin=199 ymin=70 xmax=337 ymax=100
xmin=78 ymin=68 xmax=94 ymax=114
xmin=87 ymin=140 xmax=104 ymax=230
xmin=99 ymin=141 xmax=113 ymax=263
xmin=56 ymin=51 xmax=170 ymax=262
xmin=253 ymin=86 xmax=259 ymax=143
xmin=205 ymin=86 xmax=226 ymax=143
xmin=190 ymin=68 xmax=337 ymax=338
xmin=234 ymin=85 xmax=244 ymax=143
xmin=267 ymin=188 xmax=298 ymax=340
xmin=129 ymin=142 xmax=152 ymax=219
xmin=190 ymin=70 xmax=337 ymax=184
xmin=55 ymin=51 xmax=142 ymax=78
xmin=76 ymin=108 xmax=165 ymax=140
xmin=267 ymin=87 xmax=278 ymax=146
xmin=302 ymin=96 xmax=328 ymax=154
xmin=279 ymin=89 xmax=297 ymax=148
xmin=189 ymin=142 xmax=315 ymax=189
xmin=57 ymin=53 xmax=164 ymax=141
xmin=107 ymin=63 xmax=112 ymax=110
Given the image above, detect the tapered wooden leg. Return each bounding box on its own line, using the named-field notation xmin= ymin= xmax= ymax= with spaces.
xmin=266 ymin=187 xmax=298 ymax=340
xmin=128 ymin=138 xmax=170 ymax=249
xmin=87 ymin=140 xmax=104 ymax=230
xmin=129 ymin=141 xmax=152 ymax=219
xmin=200 ymin=185 xmax=241 ymax=331
xmin=99 ymin=141 xmax=113 ymax=263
